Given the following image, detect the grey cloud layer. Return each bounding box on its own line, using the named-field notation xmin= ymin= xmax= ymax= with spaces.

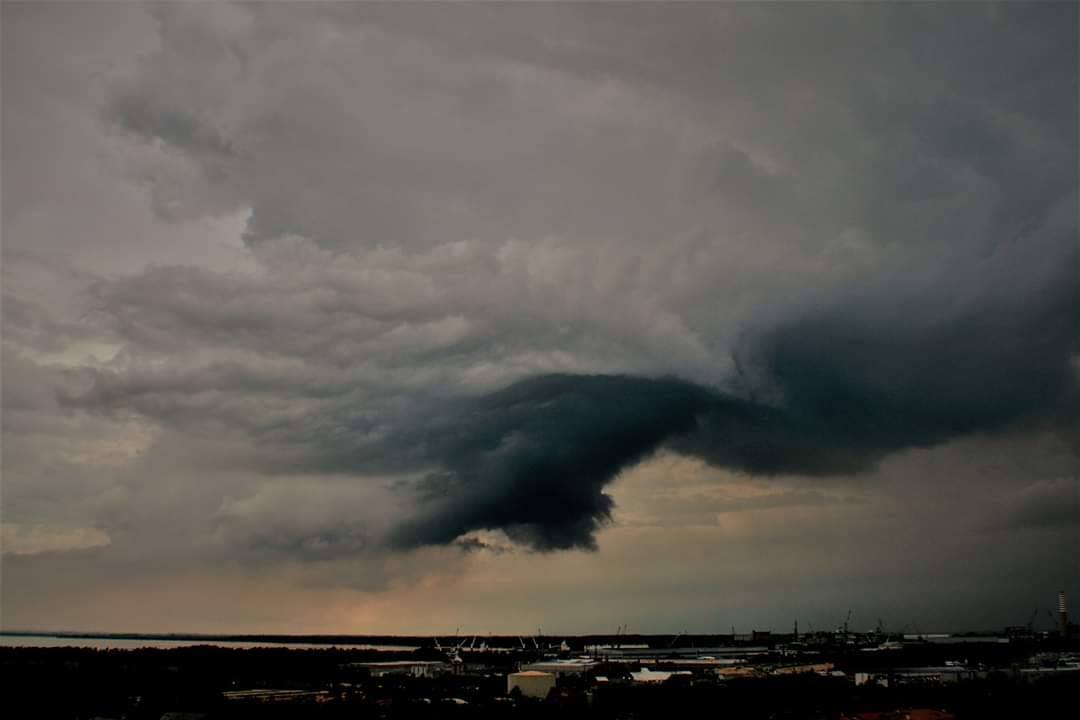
xmin=101 ymin=2 xmax=1075 ymax=259
xmin=314 ymin=232 xmax=1080 ymax=550
xmin=3 ymin=1 xmax=1078 ymax=629
xmin=67 ymin=228 xmax=1078 ymax=551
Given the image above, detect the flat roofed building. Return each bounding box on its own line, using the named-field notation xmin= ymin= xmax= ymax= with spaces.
xmin=507 ymin=670 xmax=556 ymax=699
xmin=521 ymin=658 xmax=598 ymax=676
xmin=629 ymin=668 xmax=692 ymax=684
xmin=349 ymin=660 xmax=448 ymax=678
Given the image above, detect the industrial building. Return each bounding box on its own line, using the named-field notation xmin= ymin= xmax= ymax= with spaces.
xmin=349 ymin=660 xmax=449 ymax=677
xmin=506 ymin=670 xmax=556 ymax=699
xmin=520 ymin=658 xmax=598 ymax=676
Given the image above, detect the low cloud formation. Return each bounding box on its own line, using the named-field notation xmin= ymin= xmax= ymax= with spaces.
xmin=390 ymin=374 xmax=714 ymax=550
xmin=60 ymin=228 xmax=1077 ymax=553
xmin=1 ymin=523 xmax=111 ymax=556
xmin=392 ymin=233 xmax=1078 ymax=550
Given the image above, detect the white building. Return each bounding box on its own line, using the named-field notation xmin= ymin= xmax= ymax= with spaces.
xmin=507 ymin=670 xmax=556 ymax=699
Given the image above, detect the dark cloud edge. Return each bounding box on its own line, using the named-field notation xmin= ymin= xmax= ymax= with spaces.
xmin=389 ymin=246 xmax=1079 ymax=552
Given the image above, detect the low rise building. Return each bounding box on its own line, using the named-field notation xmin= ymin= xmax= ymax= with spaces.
xmin=629 ymin=668 xmax=692 ymax=684
xmin=348 ymin=660 xmax=448 ymax=677
xmin=507 ymin=670 xmax=556 ymax=699
xmin=521 ymin=658 xmax=598 ymax=676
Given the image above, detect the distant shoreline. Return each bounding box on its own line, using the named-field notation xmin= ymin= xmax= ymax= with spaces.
xmin=0 ymin=632 xmax=423 ymax=651
xmin=1 ymin=628 xmax=1001 ymax=645
xmin=0 ymin=630 xmax=425 ymax=646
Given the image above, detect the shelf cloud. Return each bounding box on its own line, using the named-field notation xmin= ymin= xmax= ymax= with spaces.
xmin=389 ymin=234 xmax=1078 ymax=550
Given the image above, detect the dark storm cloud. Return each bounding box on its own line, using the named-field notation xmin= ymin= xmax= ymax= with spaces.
xmin=388 ymin=374 xmax=714 ymax=551
xmin=392 ymin=236 xmax=1078 ymax=550
xmin=724 ymin=235 xmax=1080 ymax=460
xmin=108 ymin=93 xmax=235 ymax=161
xmin=59 ymin=223 xmax=1078 ymax=554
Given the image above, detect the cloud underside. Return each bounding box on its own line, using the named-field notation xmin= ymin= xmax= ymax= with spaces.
xmin=390 ymin=249 xmax=1078 ymax=550
xmin=62 ymin=231 xmax=1078 ymax=552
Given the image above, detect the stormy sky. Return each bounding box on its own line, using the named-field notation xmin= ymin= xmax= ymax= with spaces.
xmin=2 ymin=1 xmax=1078 ymax=635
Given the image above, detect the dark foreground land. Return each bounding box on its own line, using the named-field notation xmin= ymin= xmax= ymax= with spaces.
xmin=2 ymin=636 xmax=1077 ymax=720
